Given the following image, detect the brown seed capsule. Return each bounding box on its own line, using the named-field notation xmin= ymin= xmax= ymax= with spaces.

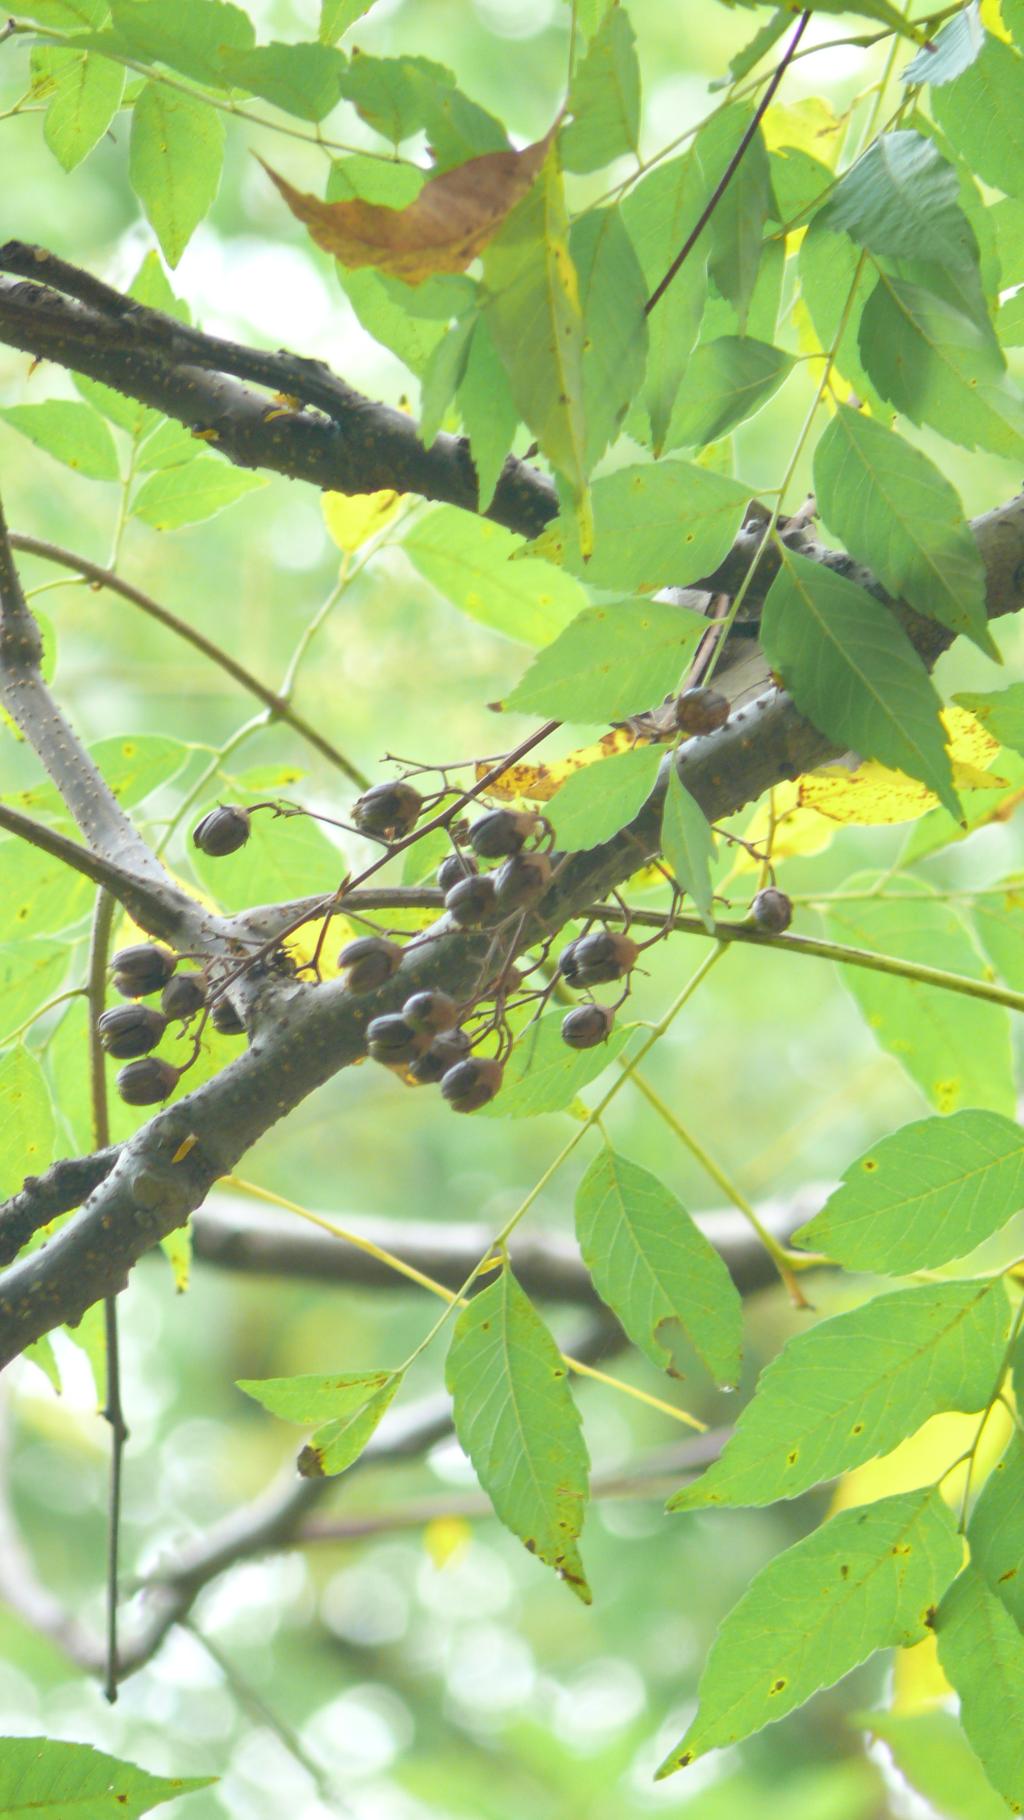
xmin=561 ymin=1003 xmax=615 ymax=1050
xmin=445 ymin=874 xmax=497 ymax=927
xmin=338 ymin=936 xmax=403 ymax=993
xmin=467 ymin=809 xmax=539 ymax=860
xmin=493 ymin=851 xmax=552 ymax=912
xmin=408 ymin=1028 xmax=472 ymax=1084
xmin=441 ymin=1055 xmax=503 ymax=1112
xmin=560 ymin=929 xmax=639 ymax=987
xmin=211 ymin=998 xmax=246 ymax=1035
xmin=98 ymin=1004 xmax=167 ymax=1059
xmin=402 ymin=990 xmax=458 ymax=1035
xmin=437 ymin=852 xmax=478 ymax=893
xmin=110 ymin=943 xmax=177 ymax=997
xmin=751 ymin=887 xmax=793 ymax=934
xmin=192 ymin=804 xmax=251 ymax=857
xmin=675 ymin=687 xmax=730 ymax=736
xmin=366 ymin=1014 xmax=427 ymax=1065
xmin=116 ymin=1057 xmax=180 ymax=1105
xmin=161 ymin=973 xmax=207 ymax=1020
xmin=351 ymin=781 xmax=423 ymax=841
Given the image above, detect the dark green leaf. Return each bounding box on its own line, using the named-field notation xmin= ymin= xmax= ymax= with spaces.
xmin=575 ymin=1145 xmax=742 ymax=1384
xmin=662 ymin=767 xmax=716 ymax=931
xmin=528 ymin=459 xmax=751 ymax=591
xmin=936 ymin=1565 xmax=1024 ymax=1814
xmin=759 ymin=550 xmax=959 ymax=818
xmin=793 ymin=1110 xmax=1024 ymax=1272
xmin=0 ymin=1736 xmax=214 ymax=1816
xmin=818 ymin=130 xmax=979 ymax=269
xmin=570 ymin=207 xmax=647 ymax=469
xmin=665 ymin=336 xmax=793 ymax=449
xmin=813 ymin=406 xmax=994 ymax=654
xmin=446 ymin=1264 xmax=591 ymax=1599
xmin=669 ymin=1277 xmax=1010 ymax=1511
xmin=129 ymin=80 xmax=224 ymax=267
xmin=932 ymin=33 xmax=1024 ymax=199
xmin=660 ymin=1489 xmax=961 ymax=1773
xmin=561 ymin=3 xmax=640 ymax=173
xmin=0 ymin=400 xmax=119 ymax=481
xmin=504 ymin=597 xmax=705 ymax=722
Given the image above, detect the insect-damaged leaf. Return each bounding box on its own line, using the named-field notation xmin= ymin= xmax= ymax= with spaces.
xmin=261 ymin=130 xmax=553 ymax=283
xmin=659 ymin=1488 xmax=960 ymax=1775
xmin=446 ymin=1264 xmax=591 ymax=1600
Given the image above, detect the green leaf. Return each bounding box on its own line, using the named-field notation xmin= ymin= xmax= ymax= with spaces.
xmin=131 ymin=456 xmax=266 ymax=528
xmin=997 ymin=285 xmax=1024 ymax=345
xmin=418 ymin=311 xmax=477 ymax=449
xmin=793 ymin=1110 xmax=1024 ymax=1273
xmin=695 ymin=104 xmax=772 ymax=325
xmin=856 ymin=1708 xmax=1010 ymax=1820
xmin=483 ymin=150 xmax=589 ymax=505
xmin=106 ymin=0 xmax=254 ymax=86
xmin=457 ymin=316 xmax=519 ymax=509
xmin=0 ymin=943 xmax=72 ymax=1046
xmin=237 ymin=1370 xmax=396 ymax=1423
xmin=3 ymin=735 xmax=190 ymax=825
xmin=33 ymin=47 xmax=124 ymax=171
xmin=798 ymin=221 xmax=888 ymax=419
xmin=712 ymin=9 xmax=791 ymax=89
xmin=818 ymin=130 xmax=979 ymax=269
xmin=0 ymin=401 xmax=119 ymax=481
xmin=664 ymin=336 xmax=794 ymax=451
xmin=570 ymin=207 xmax=648 ymax=470
xmin=936 ymin=1565 xmax=1024 ymax=1814
xmin=903 ymin=5 xmax=986 ymax=86
xmin=813 ymin=406 xmax=994 ymax=655
xmin=402 ymin=505 xmax=584 ymax=646
xmin=967 ymin=1431 xmax=1024 ymax=1627
xmin=129 ymin=81 xmax=224 ymax=267
xmin=135 ymin=416 xmax=201 ymax=471
xmin=528 ymin=460 xmax=752 ymax=592
xmin=0 ymin=1045 xmax=56 ymax=1196
xmin=319 ymin=0 xmax=373 ymax=44
xmin=955 ymin=684 xmax=1024 ymax=754
xmin=340 ymin=268 xmax=450 ymax=376
xmin=218 ymin=42 xmax=346 ymax=121
xmin=662 ymin=768 xmax=716 ymax=931
xmin=932 ymin=33 xmax=1024 ymax=199
xmin=190 ymin=803 xmax=346 ymax=913
xmin=505 ymin=597 xmax=705 ymax=723
xmin=971 ymin=879 xmax=1024 ymax=992
xmin=300 ymin=1378 xmax=401 ymax=1476
xmin=660 ymin=1489 xmax=960 ymax=1776
xmin=759 ymin=550 xmax=959 ymax=818
xmin=621 ymin=153 xmax=708 ymax=451
xmin=446 ymin=1264 xmax=591 ymax=1600
xmin=823 ymin=874 xmax=1015 ymax=1116
xmin=669 ymin=1277 xmax=1010 ymax=1511
xmin=16 ymin=0 xmax=106 ymax=23
xmin=560 ymin=3 xmax=640 ymax=173
xmin=0 ymin=843 xmax=93 ymax=938
xmin=549 ymin=743 xmax=664 ymax=850
xmin=481 ymin=1009 xmax=629 ymax=1119
xmin=0 ymin=1735 xmax=214 ymax=1816
xmin=858 ymin=272 xmax=1024 ymax=459
xmin=575 ymin=1146 xmax=742 ymax=1384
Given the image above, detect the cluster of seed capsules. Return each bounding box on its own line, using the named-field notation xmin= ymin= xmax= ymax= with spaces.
xmin=98 ymin=942 xmax=245 ymax=1106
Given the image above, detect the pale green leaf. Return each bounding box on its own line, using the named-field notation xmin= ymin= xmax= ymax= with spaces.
xmin=457 ymin=316 xmax=519 ymax=510
xmin=131 ymin=457 xmax=266 ymax=529
xmin=695 ymin=104 xmax=772 ymax=325
xmin=319 ymin=0 xmax=374 ymax=44
xmin=824 ymin=874 xmax=1015 ymax=1116
xmin=793 ymin=1110 xmax=1024 ymax=1272
xmin=418 ymin=311 xmax=477 ymax=449
xmin=504 ymin=597 xmax=705 ymax=722
xmin=0 ymin=943 xmax=72 ymax=1046
xmin=664 ymin=336 xmax=793 ymax=451
xmin=760 ymin=550 xmax=959 ymax=818
xmin=481 ymin=1009 xmax=629 ymax=1119
xmin=237 ymin=1370 xmax=396 ymax=1424
xmin=712 ymin=9 xmax=790 ymax=89
xmin=446 ymin=1264 xmax=591 ymax=1599
xmin=936 ymin=1565 xmax=1024 ymax=1814
xmin=575 ymin=1146 xmax=742 ymax=1384
xmin=954 ymin=684 xmax=1024 ymax=754
xmin=818 ymin=130 xmax=979 ymax=269
xmin=106 ymin=0 xmax=254 ymax=85
xmin=856 ymin=1708 xmax=1009 ymax=1820
xmin=34 ymin=47 xmax=124 ymax=171
xmin=528 ymin=460 xmax=752 ymax=592
xmin=669 ymin=1277 xmax=1010 ymax=1511
xmin=0 ymin=843 xmax=93 ymax=938
xmin=0 ymin=401 xmax=119 ymax=481
xmin=967 ymin=1429 xmax=1024 ymax=1627
xmin=813 ymin=406 xmax=994 ymax=654
xmin=561 ymin=4 xmax=640 ymax=173
xmin=798 ymin=221 xmax=889 ymax=419
xmin=129 ymin=81 xmax=224 ymax=267
xmin=621 ymin=153 xmax=708 ymax=450
xmin=190 ymin=804 xmax=346 ymax=913
xmin=570 ymin=207 xmax=648 ymax=469
xmin=549 ymin=743 xmax=664 ymax=850
xmin=402 ymin=505 xmax=585 ymax=646
xmin=218 ymin=42 xmax=346 ymax=122
xmin=932 ymin=33 xmax=1024 ymax=199
xmin=301 ymin=1378 xmax=401 ymax=1476
xmin=660 ymin=1489 xmax=961 ymax=1774
xmin=662 ymin=767 xmax=716 ymax=931
xmin=0 ymin=1045 xmax=56 ymax=1197
xmin=0 ymin=1735 xmax=214 ymax=1816
xmin=903 ymin=5 xmax=986 ymax=86
xmin=135 ymin=416 xmax=201 ymax=471
xmin=3 ymin=734 xmax=190 ymax=824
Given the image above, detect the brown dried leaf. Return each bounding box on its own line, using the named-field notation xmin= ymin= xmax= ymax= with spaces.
xmin=260 ymin=132 xmax=555 ymax=284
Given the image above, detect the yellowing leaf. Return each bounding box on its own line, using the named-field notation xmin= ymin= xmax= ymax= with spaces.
xmin=799 ymin=708 xmax=1003 ymax=826
xmin=728 ymin=780 xmax=837 ymax=876
xmin=261 ymin=132 xmax=554 ymax=284
xmin=830 ymin=1406 xmax=1012 ymax=1516
xmin=323 ymin=487 xmax=402 ymax=550
xmin=980 ymin=0 xmax=1012 ymax=43
xmin=762 ymin=97 xmax=841 ymax=163
xmin=476 ymin=726 xmax=642 ymax=803
xmin=423 ymin=1515 xmax=471 ymax=1568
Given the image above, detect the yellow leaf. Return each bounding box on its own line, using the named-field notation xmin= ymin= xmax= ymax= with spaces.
xmin=261 ymin=132 xmax=555 ymax=284
xmin=423 ymin=1515 xmax=471 ymax=1568
xmin=830 ymin=1405 xmax=1012 ymax=1515
xmin=892 ymin=1635 xmax=954 ymax=1712
xmin=476 ymin=727 xmax=641 ymax=802
xmin=323 ymin=488 xmax=402 ymax=552
xmin=981 ymin=0 xmax=1012 ymax=42
xmin=727 ymin=780 xmax=837 ymax=877
xmin=762 ymin=97 xmax=841 ymax=163
xmin=799 ymin=707 xmax=1004 ymax=826
xmin=161 ymin=1224 xmax=191 ymax=1293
